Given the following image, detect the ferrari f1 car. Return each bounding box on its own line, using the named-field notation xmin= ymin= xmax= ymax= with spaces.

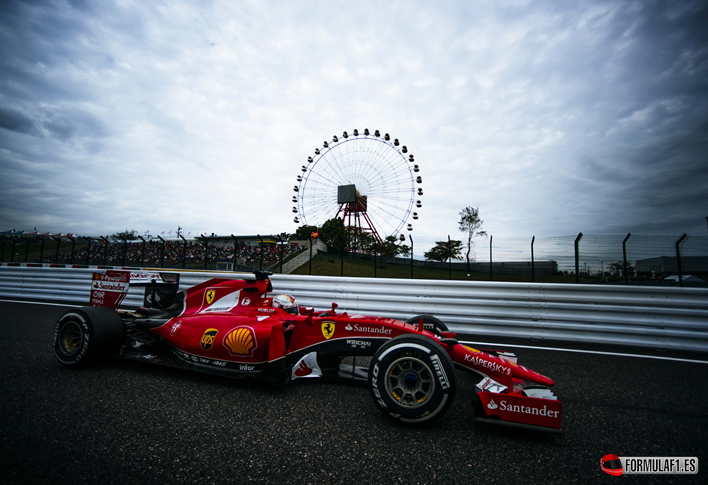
xmin=53 ymin=271 xmax=562 ymax=432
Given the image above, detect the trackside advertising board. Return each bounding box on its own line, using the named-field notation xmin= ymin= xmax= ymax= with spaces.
xmin=90 ymin=270 xmax=130 ymax=309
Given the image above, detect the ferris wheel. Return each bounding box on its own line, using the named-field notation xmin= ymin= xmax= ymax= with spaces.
xmin=292 ymin=129 xmax=422 ymax=244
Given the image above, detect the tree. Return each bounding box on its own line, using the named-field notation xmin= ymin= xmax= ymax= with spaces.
xmin=609 ymin=261 xmax=635 ymax=277
xmin=424 ymin=239 xmax=463 ymax=263
xmin=376 ymin=235 xmax=411 ymax=258
xmin=458 ymin=206 xmax=487 ymax=270
xmin=319 ymin=218 xmax=348 ymax=251
xmin=293 ymin=225 xmax=319 ymax=240
xmin=111 ymin=229 xmax=138 ymax=241
xmin=346 ymin=226 xmax=375 ymax=251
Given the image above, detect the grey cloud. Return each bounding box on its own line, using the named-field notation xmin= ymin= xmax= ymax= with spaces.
xmin=0 ymin=106 xmax=38 ymax=135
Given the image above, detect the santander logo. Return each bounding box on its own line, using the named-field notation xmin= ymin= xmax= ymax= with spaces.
xmin=487 ymin=399 xmax=499 ymax=410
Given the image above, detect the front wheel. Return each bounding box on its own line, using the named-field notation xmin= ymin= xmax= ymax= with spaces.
xmin=406 ymin=314 xmax=449 ymax=336
xmin=368 ymin=334 xmax=457 ymax=424
xmin=54 ymin=306 xmax=125 ymax=368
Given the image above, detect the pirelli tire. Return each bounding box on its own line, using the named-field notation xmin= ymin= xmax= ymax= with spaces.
xmin=368 ymin=334 xmax=457 ymax=424
xmin=53 ymin=306 xmax=125 ymax=368
xmin=405 ymin=314 xmax=448 ymax=336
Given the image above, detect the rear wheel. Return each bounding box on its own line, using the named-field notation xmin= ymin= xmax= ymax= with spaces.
xmin=368 ymin=334 xmax=456 ymax=424
xmin=54 ymin=306 xmax=125 ymax=368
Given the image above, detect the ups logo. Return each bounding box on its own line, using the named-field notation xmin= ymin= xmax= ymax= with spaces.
xmin=200 ymin=328 xmax=219 ymax=350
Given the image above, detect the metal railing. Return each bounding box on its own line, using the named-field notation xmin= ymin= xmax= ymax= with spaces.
xmin=1 ymin=265 xmax=707 ymax=353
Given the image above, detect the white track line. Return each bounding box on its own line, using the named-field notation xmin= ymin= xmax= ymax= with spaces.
xmin=461 ymin=340 xmax=708 ymax=365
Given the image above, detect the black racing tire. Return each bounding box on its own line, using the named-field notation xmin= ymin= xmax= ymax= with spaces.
xmin=406 ymin=314 xmax=449 ymax=336
xmin=53 ymin=306 xmax=125 ymax=368
xmin=368 ymin=334 xmax=457 ymax=424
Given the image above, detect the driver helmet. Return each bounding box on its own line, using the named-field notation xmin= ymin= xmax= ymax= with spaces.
xmin=272 ymin=294 xmax=298 ymax=314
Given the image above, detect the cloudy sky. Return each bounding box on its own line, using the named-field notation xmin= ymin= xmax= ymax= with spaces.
xmin=1 ymin=0 xmax=707 ymax=250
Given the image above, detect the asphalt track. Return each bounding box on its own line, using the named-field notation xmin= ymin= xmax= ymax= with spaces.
xmin=1 ymin=301 xmax=706 ymax=485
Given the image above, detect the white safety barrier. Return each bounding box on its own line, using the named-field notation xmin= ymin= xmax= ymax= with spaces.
xmin=1 ymin=265 xmax=707 ymax=352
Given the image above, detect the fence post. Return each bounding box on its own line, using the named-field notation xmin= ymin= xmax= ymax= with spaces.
xmin=278 ymin=235 xmax=284 ymax=274
xmin=157 ymin=236 xmax=165 ymax=268
xmin=101 ymin=236 xmax=109 ymax=266
xmin=489 ymin=235 xmax=493 ymax=281
xmin=231 ymin=235 xmax=238 ymax=272
xmin=137 ymin=235 xmax=145 ymax=267
xmin=69 ymin=236 xmax=76 ymax=265
xmin=24 ymin=239 xmax=30 ymax=262
xmin=308 ymin=237 xmax=313 ymax=275
xmin=53 ymin=236 xmax=61 ymax=264
xmin=121 ymin=238 xmax=128 ymax=267
xmin=0 ymin=236 xmax=5 ymax=262
xmin=83 ymin=237 xmax=91 ymax=266
xmin=202 ymin=234 xmax=209 ymax=271
xmin=179 ymin=233 xmax=187 ymax=269
xmin=531 ymin=236 xmax=535 ymax=282
xmin=257 ymin=234 xmax=264 ymax=271
xmin=622 ymin=233 xmax=631 ymax=285
xmin=448 ymin=235 xmax=452 ymax=280
xmin=574 ymin=232 xmax=583 ymax=283
xmin=409 ymin=234 xmax=414 ymax=279
xmin=39 ymin=238 xmax=45 ymax=265
xmin=373 ymin=245 xmax=377 ymax=278
xmin=675 ymin=234 xmax=688 ymax=287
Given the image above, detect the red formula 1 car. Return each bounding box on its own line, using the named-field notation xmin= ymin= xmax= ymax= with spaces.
xmin=53 ymin=271 xmax=562 ymax=432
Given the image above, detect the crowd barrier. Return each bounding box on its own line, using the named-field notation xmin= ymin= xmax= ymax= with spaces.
xmin=1 ymin=264 xmax=707 ymax=353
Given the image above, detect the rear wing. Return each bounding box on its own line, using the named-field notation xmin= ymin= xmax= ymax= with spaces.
xmin=89 ymin=270 xmax=180 ymax=310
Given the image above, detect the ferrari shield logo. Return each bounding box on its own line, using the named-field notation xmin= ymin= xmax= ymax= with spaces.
xmin=206 ymin=290 xmax=216 ymax=305
xmin=321 ymin=321 xmax=335 ymax=340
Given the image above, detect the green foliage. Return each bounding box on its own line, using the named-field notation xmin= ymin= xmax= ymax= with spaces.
xmin=458 ymin=206 xmax=487 ymax=267
xmin=609 ymin=261 xmax=635 ymax=277
xmin=347 ymin=227 xmax=375 ymax=251
xmin=376 ymin=235 xmax=411 ymax=258
xmin=424 ymin=239 xmax=463 ymax=262
xmin=111 ymin=229 xmax=138 ymax=241
xmin=319 ymin=218 xmax=348 ymax=251
xmin=293 ymin=225 xmax=319 ymax=240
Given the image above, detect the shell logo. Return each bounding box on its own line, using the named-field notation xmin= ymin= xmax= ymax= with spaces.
xmin=223 ymin=326 xmax=257 ymax=356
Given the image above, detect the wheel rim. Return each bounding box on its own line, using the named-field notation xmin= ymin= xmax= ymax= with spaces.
xmin=58 ymin=320 xmax=84 ymax=357
xmin=384 ymin=356 xmax=435 ymax=409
